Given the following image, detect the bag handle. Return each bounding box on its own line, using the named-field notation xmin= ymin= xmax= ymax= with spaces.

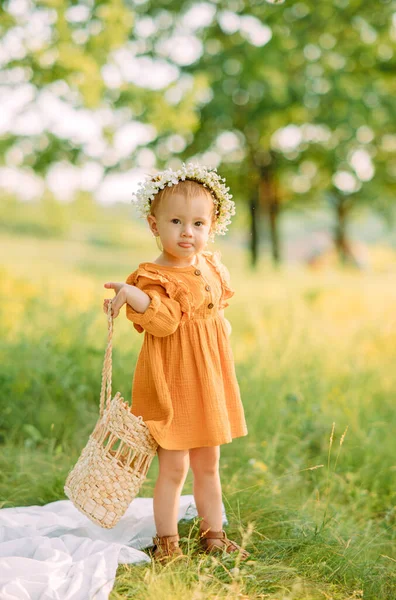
xmin=99 ymin=299 xmax=115 ymax=417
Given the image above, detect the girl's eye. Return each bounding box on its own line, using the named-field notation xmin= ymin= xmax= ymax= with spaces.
xmin=171 ymin=219 xmax=204 ymax=226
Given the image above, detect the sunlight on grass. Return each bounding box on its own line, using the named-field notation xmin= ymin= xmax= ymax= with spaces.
xmin=1 ymin=231 xmax=395 ymax=599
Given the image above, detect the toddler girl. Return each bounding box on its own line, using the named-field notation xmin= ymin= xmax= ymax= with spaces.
xmin=103 ymin=163 xmax=249 ymax=563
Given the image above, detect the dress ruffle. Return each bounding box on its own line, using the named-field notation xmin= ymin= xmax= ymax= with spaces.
xmin=202 ymin=250 xmax=235 ymax=309
xmin=126 ymin=266 xmax=195 ymax=325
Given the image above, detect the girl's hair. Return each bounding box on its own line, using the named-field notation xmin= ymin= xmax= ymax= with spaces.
xmin=149 ymin=179 xmax=217 ymax=228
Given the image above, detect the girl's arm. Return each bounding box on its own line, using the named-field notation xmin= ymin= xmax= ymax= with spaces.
xmin=126 ymin=285 xmax=151 ymax=313
xmin=105 ymin=278 xmax=183 ymax=337
xmin=219 ymin=308 xmax=232 ymax=336
xmin=103 ymin=283 xmax=151 ymax=318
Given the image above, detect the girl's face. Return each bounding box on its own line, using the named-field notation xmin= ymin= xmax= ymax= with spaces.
xmin=147 ymin=191 xmax=214 ymax=263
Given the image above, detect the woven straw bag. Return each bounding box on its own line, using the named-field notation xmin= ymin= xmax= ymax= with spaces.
xmin=64 ymin=299 xmax=159 ymax=528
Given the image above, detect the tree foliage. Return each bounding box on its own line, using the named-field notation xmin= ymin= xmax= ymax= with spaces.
xmin=1 ymin=0 xmax=395 ymax=262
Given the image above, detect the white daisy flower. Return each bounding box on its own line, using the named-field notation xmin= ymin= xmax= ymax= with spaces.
xmin=131 ymin=162 xmax=236 ymax=239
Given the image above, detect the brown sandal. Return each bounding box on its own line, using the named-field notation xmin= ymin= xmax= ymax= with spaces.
xmin=199 ymin=529 xmax=250 ymax=560
xmin=150 ymin=533 xmax=187 ymax=564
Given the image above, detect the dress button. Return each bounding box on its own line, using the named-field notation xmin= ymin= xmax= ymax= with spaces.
xmin=205 ymin=284 xmax=211 ymax=291
xmin=194 ymin=269 xmax=201 ymax=276
xmin=207 ymin=303 xmax=214 ymax=309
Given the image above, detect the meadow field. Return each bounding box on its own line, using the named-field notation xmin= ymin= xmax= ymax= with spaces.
xmin=1 ymin=224 xmax=395 ymax=600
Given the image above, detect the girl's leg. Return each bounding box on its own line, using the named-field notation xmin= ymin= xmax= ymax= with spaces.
xmin=189 ymin=446 xmax=224 ymax=542
xmin=153 ymin=446 xmax=190 ymax=536
xmin=189 ymin=446 xmax=250 ymax=558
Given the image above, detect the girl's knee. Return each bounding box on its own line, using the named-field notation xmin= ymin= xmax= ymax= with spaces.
xmin=157 ymin=447 xmax=189 ymax=483
xmin=189 ymin=446 xmax=220 ymax=477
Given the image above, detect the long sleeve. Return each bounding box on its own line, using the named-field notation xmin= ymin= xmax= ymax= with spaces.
xmin=124 ymin=265 xmax=197 ymax=337
xmin=125 ymin=278 xmax=183 ymax=337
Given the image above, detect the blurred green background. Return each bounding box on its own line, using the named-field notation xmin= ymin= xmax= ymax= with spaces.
xmin=0 ymin=1 xmax=395 ymax=599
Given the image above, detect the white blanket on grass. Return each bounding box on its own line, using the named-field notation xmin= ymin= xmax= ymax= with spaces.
xmin=0 ymin=495 xmax=228 ymax=600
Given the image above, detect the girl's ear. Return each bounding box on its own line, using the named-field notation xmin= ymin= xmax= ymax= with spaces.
xmin=147 ymin=214 xmax=158 ymax=234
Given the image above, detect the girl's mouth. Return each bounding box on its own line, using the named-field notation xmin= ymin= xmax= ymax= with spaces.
xmin=178 ymin=243 xmax=192 ymax=248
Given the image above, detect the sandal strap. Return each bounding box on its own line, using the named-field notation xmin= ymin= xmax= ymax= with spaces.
xmin=200 ymin=529 xmax=227 ymax=540
xmin=153 ymin=533 xmax=180 ymax=546
xmin=200 ymin=529 xmax=249 ymax=555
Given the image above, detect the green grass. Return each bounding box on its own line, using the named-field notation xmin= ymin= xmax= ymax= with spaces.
xmin=0 ymin=228 xmax=395 ymax=599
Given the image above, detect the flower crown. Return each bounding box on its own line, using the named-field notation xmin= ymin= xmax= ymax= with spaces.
xmin=131 ymin=162 xmax=236 ymax=239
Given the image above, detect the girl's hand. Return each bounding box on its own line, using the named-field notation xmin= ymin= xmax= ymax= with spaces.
xmin=103 ymin=282 xmax=128 ymax=318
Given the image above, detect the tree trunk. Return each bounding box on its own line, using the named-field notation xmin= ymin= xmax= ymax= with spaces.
xmin=249 ymin=190 xmax=259 ymax=268
xmin=259 ymin=165 xmax=281 ymax=265
xmin=334 ymin=197 xmax=355 ymax=265
xmin=268 ymin=196 xmax=280 ymax=265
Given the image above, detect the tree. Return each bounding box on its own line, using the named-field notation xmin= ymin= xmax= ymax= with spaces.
xmin=1 ymin=0 xmax=395 ymax=266
xmin=170 ymin=0 xmax=396 ymax=265
xmin=0 ymin=0 xmax=204 ymax=175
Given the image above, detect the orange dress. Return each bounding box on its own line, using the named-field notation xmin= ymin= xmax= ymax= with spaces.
xmin=124 ymin=250 xmax=248 ymax=450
